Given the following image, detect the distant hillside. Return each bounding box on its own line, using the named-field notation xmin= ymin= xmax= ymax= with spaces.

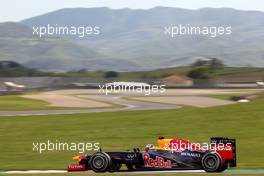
xmin=1 ymin=7 xmax=264 ymax=71
xmin=0 ymin=61 xmax=48 ymax=76
xmin=62 ymin=65 xmax=264 ymax=83
xmin=0 ymin=22 xmax=33 ymax=38
xmin=20 ymin=7 xmax=264 ymax=70
xmin=0 ymin=22 xmax=139 ymax=71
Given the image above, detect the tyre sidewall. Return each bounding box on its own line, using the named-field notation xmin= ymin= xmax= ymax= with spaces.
xmin=89 ymin=152 xmax=112 ymax=172
xmin=202 ymin=153 xmax=222 ymax=172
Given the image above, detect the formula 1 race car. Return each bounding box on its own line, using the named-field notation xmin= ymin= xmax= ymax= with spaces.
xmin=68 ymin=136 xmax=236 ymax=173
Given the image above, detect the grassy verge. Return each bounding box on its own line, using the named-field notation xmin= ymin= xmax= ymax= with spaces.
xmin=0 ymin=95 xmax=67 ymax=110
xmin=0 ymin=95 xmax=118 ymax=111
xmin=0 ymin=93 xmax=264 ymax=170
xmin=208 ymin=92 xmax=260 ymax=100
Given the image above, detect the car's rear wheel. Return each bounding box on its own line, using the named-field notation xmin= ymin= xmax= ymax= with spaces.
xmin=217 ymin=163 xmax=228 ymax=172
xmin=202 ymin=153 xmax=222 ymax=172
xmin=89 ymin=152 xmax=111 ymax=172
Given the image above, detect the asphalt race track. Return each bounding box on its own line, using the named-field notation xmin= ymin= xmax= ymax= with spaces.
xmin=0 ymin=95 xmax=178 ymax=116
xmin=0 ymin=89 xmax=260 ymax=116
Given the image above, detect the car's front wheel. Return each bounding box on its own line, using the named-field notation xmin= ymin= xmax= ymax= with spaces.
xmin=202 ymin=153 xmax=222 ymax=172
xmin=89 ymin=152 xmax=111 ymax=172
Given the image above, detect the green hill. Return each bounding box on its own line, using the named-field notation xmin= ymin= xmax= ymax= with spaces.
xmin=1 ymin=7 xmax=264 ymax=71
xmin=0 ymin=60 xmax=49 ymax=76
xmin=0 ymin=22 xmax=139 ymax=71
xmin=21 ymin=7 xmax=264 ymax=70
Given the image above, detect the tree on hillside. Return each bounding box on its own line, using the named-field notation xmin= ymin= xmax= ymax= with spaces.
xmin=104 ymin=71 xmax=119 ymax=78
xmin=191 ymin=59 xmax=210 ymax=68
xmin=0 ymin=61 xmax=22 ymax=69
xmin=191 ymin=58 xmax=224 ymax=71
xmin=187 ymin=68 xmax=213 ymax=80
xmin=0 ymin=60 xmax=51 ymax=77
xmin=209 ymin=58 xmax=225 ymax=70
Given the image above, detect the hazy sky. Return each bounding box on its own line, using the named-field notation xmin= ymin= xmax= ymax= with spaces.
xmin=0 ymin=0 xmax=263 ymax=22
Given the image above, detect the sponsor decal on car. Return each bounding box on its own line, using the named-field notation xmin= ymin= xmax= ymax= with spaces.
xmin=67 ymin=164 xmax=86 ymax=171
xmin=127 ymin=153 xmax=135 ymax=159
xmin=143 ymin=153 xmax=172 ymax=168
xmin=181 ymin=152 xmax=201 ymax=157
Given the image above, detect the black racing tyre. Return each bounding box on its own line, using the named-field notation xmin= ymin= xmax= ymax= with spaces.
xmin=202 ymin=153 xmax=222 ymax=172
xmin=217 ymin=163 xmax=228 ymax=172
xmin=126 ymin=164 xmax=134 ymax=171
xmin=108 ymin=161 xmax=122 ymax=172
xmin=89 ymin=152 xmax=112 ymax=172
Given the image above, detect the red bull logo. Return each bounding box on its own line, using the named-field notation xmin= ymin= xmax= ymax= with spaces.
xmin=143 ymin=153 xmax=172 ymax=168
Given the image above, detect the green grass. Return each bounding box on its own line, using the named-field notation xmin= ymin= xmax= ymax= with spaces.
xmin=207 ymin=89 xmax=262 ymax=100
xmin=214 ymin=67 xmax=262 ymax=76
xmin=208 ymin=93 xmax=257 ymax=100
xmin=0 ymin=95 xmax=120 ymax=111
xmin=0 ymin=95 xmax=88 ymax=111
xmin=216 ymin=68 xmax=264 ymax=82
xmin=0 ymin=93 xmax=264 ymax=170
xmin=0 ymin=95 xmax=64 ymax=111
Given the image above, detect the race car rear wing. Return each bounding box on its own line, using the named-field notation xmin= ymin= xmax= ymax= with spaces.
xmin=211 ymin=137 xmax=236 ymax=167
